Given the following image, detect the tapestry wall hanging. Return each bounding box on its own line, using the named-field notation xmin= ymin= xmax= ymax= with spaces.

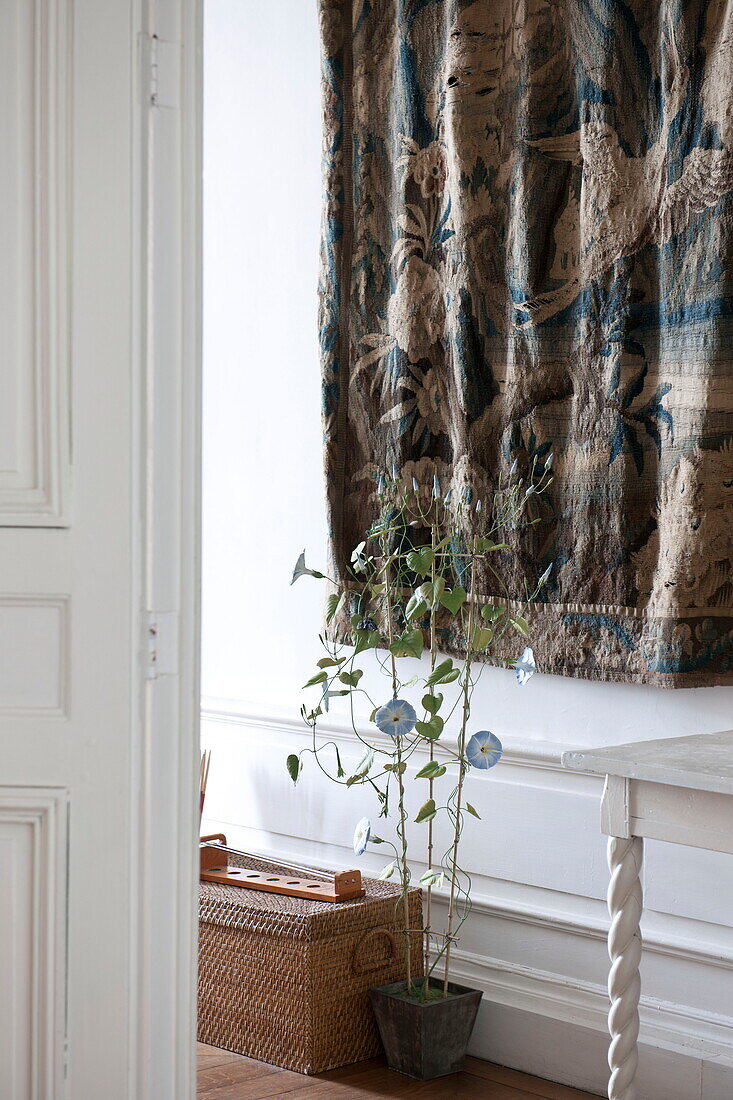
xmin=318 ymin=0 xmax=733 ymax=687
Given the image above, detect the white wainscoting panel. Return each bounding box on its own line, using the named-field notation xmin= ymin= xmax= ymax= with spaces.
xmin=0 ymin=597 xmax=69 ymax=716
xmin=0 ymin=787 xmax=68 ymax=1100
xmin=0 ymin=0 xmax=70 ymax=524
xmin=201 ymin=700 xmax=733 ymax=1099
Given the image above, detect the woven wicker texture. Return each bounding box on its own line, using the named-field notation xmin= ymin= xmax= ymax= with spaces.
xmin=198 ymin=851 xmax=424 ymax=1074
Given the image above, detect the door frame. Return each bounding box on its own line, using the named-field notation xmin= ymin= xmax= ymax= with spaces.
xmin=134 ymin=1 xmax=202 ymax=1096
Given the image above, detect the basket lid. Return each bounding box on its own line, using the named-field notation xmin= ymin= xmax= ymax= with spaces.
xmin=199 ymin=851 xmax=419 ymax=941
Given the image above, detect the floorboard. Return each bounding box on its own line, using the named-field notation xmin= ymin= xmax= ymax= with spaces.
xmin=197 ymin=1043 xmax=600 ymax=1099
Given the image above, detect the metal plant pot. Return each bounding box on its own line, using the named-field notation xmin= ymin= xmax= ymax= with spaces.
xmin=369 ymin=979 xmax=482 ymax=1080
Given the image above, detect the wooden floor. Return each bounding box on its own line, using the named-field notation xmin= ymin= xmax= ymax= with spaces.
xmin=198 ymin=1043 xmax=598 ymax=1099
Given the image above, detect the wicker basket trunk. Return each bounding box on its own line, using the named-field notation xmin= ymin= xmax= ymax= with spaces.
xmin=198 ymin=851 xmax=423 ymax=1074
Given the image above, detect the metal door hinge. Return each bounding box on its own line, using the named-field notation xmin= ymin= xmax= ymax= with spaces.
xmin=141 ymin=33 xmax=180 ymax=110
xmin=145 ymin=611 xmax=179 ymax=679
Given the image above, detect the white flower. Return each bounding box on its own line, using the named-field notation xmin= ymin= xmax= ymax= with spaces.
xmin=515 ymin=647 xmax=537 ymax=687
xmin=291 ymin=550 xmax=323 ymax=585
xmin=353 ymin=817 xmax=371 ymax=856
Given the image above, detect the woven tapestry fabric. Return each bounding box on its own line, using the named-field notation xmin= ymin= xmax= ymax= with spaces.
xmin=319 ymin=0 xmax=733 ymax=687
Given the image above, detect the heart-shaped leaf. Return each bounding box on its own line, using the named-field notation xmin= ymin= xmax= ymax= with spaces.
xmin=406 ymin=547 xmax=435 ymax=576
xmin=415 ymin=716 xmax=444 ymax=740
xmin=440 ymin=587 xmax=467 ymax=615
xmin=339 ymin=669 xmax=363 ymax=687
xmin=422 ymin=692 xmax=443 ymax=714
xmin=388 ymin=628 xmax=424 ymax=659
xmin=481 ymin=604 xmax=503 ymax=623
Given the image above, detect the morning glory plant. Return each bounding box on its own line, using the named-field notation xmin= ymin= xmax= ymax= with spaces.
xmin=288 ymin=458 xmax=552 ymax=1000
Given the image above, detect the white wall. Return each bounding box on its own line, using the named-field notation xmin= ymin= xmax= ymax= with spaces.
xmin=201 ymin=4 xmax=733 ymax=1096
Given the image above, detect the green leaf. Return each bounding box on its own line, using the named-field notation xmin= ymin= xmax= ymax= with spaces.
xmin=510 ymin=615 xmax=530 ymax=636
xmin=286 ymin=754 xmax=301 ymax=784
xmin=415 ymin=760 xmax=446 ymax=779
xmin=346 ymin=747 xmax=375 ymax=786
xmin=405 ymin=592 xmax=428 ymax=622
xmin=417 ymin=578 xmax=446 ymax=609
xmin=481 ymin=605 xmax=503 ymax=623
xmin=422 ymin=692 xmax=443 ymax=714
xmin=353 ymin=629 xmax=381 ymax=655
xmin=476 ymin=539 xmax=509 ymax=553
xmin=317 ymin=656 xmax=344 ymax=668
xmin=415 ymin=798 xmax=437 ymax=823
xmin=384 ymin=761 xmax=407 ymax=775
xmin=303 ymin=670 xmax=328 ymax=688
xmin=416 ymin=715 xmax=444 ymax=740
xmin=325 ymin=593 xmax=343 ymax=624
xmin=406 ymin=547 xmax=435 ymax=576
xmin=426 ymin=658 xmax=455 ymax=686
xmin=465 ymin=802 xmax=481 ymax=819
xmin=339 ymin=669 xmax=363 ymax=687
xmin=378 ymin=861 xmax=397 ymax=880
xmin=439 ymin=586 xmax=467 ymax=615
xmin=388 ymin=628 xmax=424 ymax=659
xmin=471 ymin=625 xmax=493 ymax=651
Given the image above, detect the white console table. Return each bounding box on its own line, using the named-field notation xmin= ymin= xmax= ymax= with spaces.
xmin=562 ymin=731 xmax=733 ymax=1100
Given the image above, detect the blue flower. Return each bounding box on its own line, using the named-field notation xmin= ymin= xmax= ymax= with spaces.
xmin=515 ymin=646 xmax=536 ymax=686
xmin=291 ymin=550 xmax=322 ymax=585
xmin=466 ymin=731 xmax=503 ymax=769
xmin=375 ymin=698 xmax=417 ymax=738
xmin=353 ymin=817 xmax=371 ymax=856
xmin=432 ymin=474 xmax=441 ymax=499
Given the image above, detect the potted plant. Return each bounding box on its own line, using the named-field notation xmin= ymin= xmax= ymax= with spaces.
xmin=288 ymin=460 xmax=552 ymax=1079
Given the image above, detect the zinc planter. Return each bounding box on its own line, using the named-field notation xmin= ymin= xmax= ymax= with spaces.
xmin=369 ymin=979 xmax=482 ymax=1080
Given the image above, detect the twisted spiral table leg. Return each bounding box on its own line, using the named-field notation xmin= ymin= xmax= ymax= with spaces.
xmin=607 ymin=836 xmax=643 ymax=1100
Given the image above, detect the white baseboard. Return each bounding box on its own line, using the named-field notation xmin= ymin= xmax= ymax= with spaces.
xmin=448 ymin=948 xmax=733 ymax=1067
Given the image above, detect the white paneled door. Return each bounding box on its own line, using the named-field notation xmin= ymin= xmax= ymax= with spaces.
xmin=0 ymin=1 xmax=200 ymax=1098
